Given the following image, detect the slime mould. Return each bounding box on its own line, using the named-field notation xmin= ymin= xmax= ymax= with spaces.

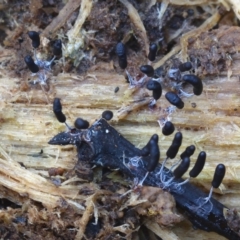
xmin=49 ymin=118 xmax=240 ymax=240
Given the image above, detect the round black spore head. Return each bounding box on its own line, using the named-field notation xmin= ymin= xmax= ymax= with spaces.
xmin=212 ymin=164 xmax=226 ymax=188
xmin=24 ymin=55 xmax=39 ymax=73
xmin=28 ymin=31 xmax=40 ymax=48
xmin=166 ymin=132 xmax=183 ymax=159
xmin=162 ymin=121 xmax=175 ymax=136
xmin=180 ymin=145 xmax=195 ymax=159
xmin=140 ymin=65 xmax=154 ymax=77
xmin=173 ymin=157 xmax=190 ymax=179
xmin=102 ymin=110 xmax=113 ymax=121
xmin=189 ymin=151 xmax=206 ymax=178
xmin=147 ymin=134 xmax=160 ymax=172
xmin=146 ymin=80 xmax=162 ymax=100
xmin=74 ymin=118 xmax=89 ymax=129
xmin=165 ymin=92 xmax=184 ymax=109
xmin=53 ymin=39 xmax=62 ymax=56
xmin=182 ymin=74 xmax=203 ymax=96
xmin=178 ymin=62 xmax=192 ymax=72
xmin=53 ymin=98 xmax=66 ymax=123
xmin=148 ymin=43 xmax=158 ymax=61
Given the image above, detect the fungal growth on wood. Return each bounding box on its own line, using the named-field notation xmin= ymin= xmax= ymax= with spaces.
xmin=1 ymin=0 xmax=240 ymax=239
xmin=49 ymin=117 xmax=240 ymax=240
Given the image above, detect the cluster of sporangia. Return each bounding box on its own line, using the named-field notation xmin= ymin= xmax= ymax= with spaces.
xmin=115 ymin=41 xmax=226 ymax=209
xmin=24 ymin=31 xmax=226 ymax=210
xmin=24 ymin=31 xmax=62 ymax=84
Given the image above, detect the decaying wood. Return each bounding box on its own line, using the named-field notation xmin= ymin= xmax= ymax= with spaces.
xmin=1 ymin=0 xmax=240 ymax=239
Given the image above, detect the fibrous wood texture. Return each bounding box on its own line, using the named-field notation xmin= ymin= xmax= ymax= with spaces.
xmin=0 ymin=0 xmax=240 ymax=239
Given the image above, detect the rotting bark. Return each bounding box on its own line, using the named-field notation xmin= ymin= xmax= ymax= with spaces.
xmin=49 ymin=118 xmax=240 ymax=240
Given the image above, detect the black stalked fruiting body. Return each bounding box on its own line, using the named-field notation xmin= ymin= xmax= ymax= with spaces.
xmin=189 ymin=151 xmax=206 ymax=178
xmin=140 ymin=65 xmax=154 ymax=77
xmin=146 ymin=80 xmax=162 ymax=100
xmin=147 ymin=134 xmax=160 ymax=172
xmin=102 ymin=110 xmax=113 ymax=121
xmin=182 ymin=74 xmax=203 ymax=96
xmin=165 ymin=92 xmax=184 ymax=109
xmin=28 ymin=31 xmax=40 ymax=48
xmin=178 ymin=62 xmax=192 ymax=72
xmin=53 ymin=98 xmax=66 ymax=123
xmin=141 ymin=134 xmax=158 ymax=157
xmin=24 ymin=55 xmax=39 ymax=73
xmin=148 ymin=43 xmax=158 ymax=61
xmin=212 ymin=164 xmax=226 ymax=188
xmin=162 ymin=121 xmax=175 ymax=136
xmin=166 ymin=132 xmax=182 ymax=159
xmin=74 ymin=118 xmax=89 ymax=129
xmin=53 ymin=39 xmax=62 ymax=56
xmin=116 ymin=42 xmax=127 ymax=69
xmin=118 ymin=58 xmax=127 ymax=69
xmin=180 ymin=145 xmax=195 ymax=159
xmin=173 ymin=157 xmax=190 ymax=179
xmin=116 ymin=42 xmax=126 ymax=57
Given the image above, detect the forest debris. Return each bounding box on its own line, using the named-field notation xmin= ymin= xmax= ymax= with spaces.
xmin=43 ymin=0 xmax=82 ymax=37
xmin=153 ymin=45 xmax=181 ymax=69
xmin=169 ymin=0 xmax=208 ymax=5
xmin=0 ymin=149 xmax=81 ymax=209
xmin=188 ymin=25 xmax=240 ymax=75
xmin=75 ymin=190 xmax=113 ymax=240
xmin=1 ymin=0 xmax=240 ymax=239
xmin=225 ymin=208 xmax=240 ymax=236
xmin=119 ymin=0 xmax=149 ymax=56
xmin=180 ymin=11 xmax=222 ymax=62
xmin=65 ymin=0 xmax=93 ymax=57
xmin=29 ymin=0 xmax=43 ymax=16
xmin=144 ymin=220 xmax=179 ymax=240
xmin=229 ymin=0 xmax=240 ymax=20
xmin=74 ymin=195 xmax=94 ymax=240
xmin=134 ymin=186 xmax=183 ymax=226
xmin=117 ymin=97 xmax=152 ymax=120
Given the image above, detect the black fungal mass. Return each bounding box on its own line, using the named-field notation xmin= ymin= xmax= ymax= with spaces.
xmin=178 ymin=62 xmax=192 ymax=72
xmin=162 ymin=121 xmax=175 ymax=136
xmin=148 ymin=43 xmax=158 ymax=61
xmin=49 ymin=119 xmax=240 ymax=240
xmin=140 ymin=65 xmax=154 ymax=77
xmin=147 ymin=134 xmax=160 ymax=172
xmin=28 ymin=31 xmax=40 ymax=49
xmin=189 ymin=151 xmax=206 ymax=178
xmin=182 ymin=74 xmax=203 ymax=96
xmin=146 ymin=80 xmax=162 ymax=100
xmin=116 ymin=42 xmax=127 ymax=69
xmin=212 ymin=164 xmax=226 ymax=188
xmin=53 ymin=39 xmax=62 ymax=56
xmin=53 ymin=98 xmax=66 ymax=123
xmin=165 ymin=92 xmax=184 ymax=109
xmin=74 ymin=118 xmax=89 ymax=129
xmin=180 ymin=145 xmax=195 ymax=159
xmin=24 ymin=55 xmax=39 ymax=73
xmin=141 ymin=134 xmax=158 ymax=157
xmin=166 ymin=132 xmax=183 ymax=159
xmin=102 ymin=110 xmax=113 ymax=121
xmin=173 ymin=157 xmax=190 ymax=179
